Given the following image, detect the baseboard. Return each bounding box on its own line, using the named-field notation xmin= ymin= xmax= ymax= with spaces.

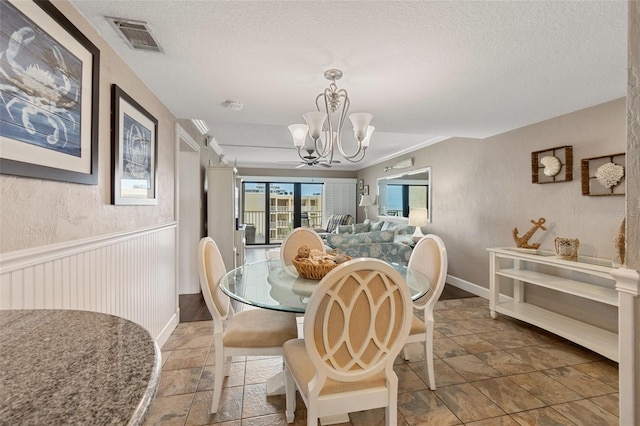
xmin=446 ymin=275 xmax=512 ymax=302
xmin=156 ymin=310 xmax=179 ymax=348
xmin=446 ymin=275 xmax=487 ymax=298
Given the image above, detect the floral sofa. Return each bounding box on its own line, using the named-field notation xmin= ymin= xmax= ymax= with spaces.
xmin=324 ymin=220 xmax=415 ymax=266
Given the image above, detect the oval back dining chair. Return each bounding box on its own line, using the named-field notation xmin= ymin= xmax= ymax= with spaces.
xmin=198 ymin=237 xmax=299 ymax=414
xmin=280 ymin=227 xmax=325 ymax=269
xmin=282 ymin=258 xmax=413 ymax=425
xmin=403 ymin=234 xmax=448 ymax=390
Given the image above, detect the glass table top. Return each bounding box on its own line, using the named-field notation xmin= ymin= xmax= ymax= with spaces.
xmin=219 ymin=259 xmax=432 ymax=313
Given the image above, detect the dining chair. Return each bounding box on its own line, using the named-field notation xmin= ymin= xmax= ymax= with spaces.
xmin=283 ymin=258 xmax=413 ymax=425
xmin=280 ymin=227 xmax=325 ymax=269
xmin=198 ymin=237 xmax=299 ymax=414
xmin=403 ymin=234 xmax=448 ymax=390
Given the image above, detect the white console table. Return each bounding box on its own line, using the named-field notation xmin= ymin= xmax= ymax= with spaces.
xmin=487 ymin=247 xmax=618 ymax=361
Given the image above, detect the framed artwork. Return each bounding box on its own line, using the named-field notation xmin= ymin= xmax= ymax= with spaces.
xmin=111 ymin=84 xmax=158 ymax=205
xmin=581 ymin=153 xmax=625 ymax=196
xmin=531 ymin=145 xmax=573 ymax=184
xmin=364 ymin=185 xmax=369 ymax=195
xmin=358 ymin=179 xmax=364 ymax=191
xmin=0 ymin=0 xmax=100 ymax=184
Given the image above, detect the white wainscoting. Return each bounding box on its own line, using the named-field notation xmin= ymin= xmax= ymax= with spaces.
xmin=0 ymin=223 xmax=179 ymax=347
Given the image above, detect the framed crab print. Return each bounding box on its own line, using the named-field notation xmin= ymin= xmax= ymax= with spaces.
xmin=0 ymin=0 xmax=100 ymax=184
xmin=111 ymin=85 xmax=158 ymax=205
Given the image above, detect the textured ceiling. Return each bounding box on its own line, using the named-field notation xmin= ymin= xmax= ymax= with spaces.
xmin=71 ymin=0 xmax=628 ymax=171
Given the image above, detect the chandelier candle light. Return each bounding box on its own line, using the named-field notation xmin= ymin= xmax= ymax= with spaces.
xmin=409 ymin=208 xmax=429 ymax=242
xmin=289 ymin=69 xmax=374 ymax=164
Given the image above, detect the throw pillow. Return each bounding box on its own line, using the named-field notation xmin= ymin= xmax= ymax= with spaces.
xmin=381 ymin=222 xmax=398 ymax=232
xmin=370 ymin=221 xmax=384 ymax=231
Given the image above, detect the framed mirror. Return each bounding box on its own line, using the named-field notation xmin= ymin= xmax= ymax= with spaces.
xmin=377 ymin=167 xmax=431 ymax=222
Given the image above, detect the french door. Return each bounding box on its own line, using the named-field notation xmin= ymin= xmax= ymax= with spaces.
xmin=242 ymin=182 xmax=323 ymax=245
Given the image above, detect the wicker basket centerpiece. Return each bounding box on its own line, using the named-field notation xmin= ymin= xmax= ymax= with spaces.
xmin=292 ymin=245 xmax=351 ymax=280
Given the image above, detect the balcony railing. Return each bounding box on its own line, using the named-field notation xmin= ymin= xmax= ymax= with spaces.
xmin=243 ymin=210 xmax=323 ymax=244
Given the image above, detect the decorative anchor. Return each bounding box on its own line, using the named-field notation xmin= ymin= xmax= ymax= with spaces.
xmin=512 ymin=217 xmax=547 ymax=249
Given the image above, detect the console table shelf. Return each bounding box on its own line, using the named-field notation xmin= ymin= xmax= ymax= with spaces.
xmin=495 ymin=269 xmax=618 ymax=306
xmin=488 ymin=247 xmax=618 ymax=362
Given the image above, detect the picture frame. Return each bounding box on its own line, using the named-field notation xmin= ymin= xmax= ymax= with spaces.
xmin=0 ymin=0 xmax=100 ymax=184
xmin=111 ymin=84 xmax=158 ymax=205
xmin=581 ymin=153 xmax=625 ymax=196
xmin=531 ymin=145 xmax=573 ymax=184
xmin=358 ymin=179 xmax=364 ymax=191
xmin=364 ymin=185 xmax=369 ymax=195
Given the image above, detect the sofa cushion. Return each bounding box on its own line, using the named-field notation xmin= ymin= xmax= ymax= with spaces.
xmin=339 ymin=242 xmax=413 ymax=266
xmin=336 ymin=225 xmax=353 ymax=234
xmin=326 ymin=230 xmax=394 ymax=248
xmin=352 ymin=223 xmax=371 ymax=234
xmin=396 ymin=225 xmax=416 ymax=235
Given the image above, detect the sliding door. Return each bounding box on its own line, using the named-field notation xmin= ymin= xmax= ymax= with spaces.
xmin=242 ymin=182 xmax=323 ymax=245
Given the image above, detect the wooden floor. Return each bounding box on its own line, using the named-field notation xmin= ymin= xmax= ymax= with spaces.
xmin=179 ymin=293 xmax=212 ymax=323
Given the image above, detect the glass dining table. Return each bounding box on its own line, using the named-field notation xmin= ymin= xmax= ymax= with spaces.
xmin=218 ymin=257 xmax=432 ymax=415
xmin=219 ymin=258 xmax=432 ymax=313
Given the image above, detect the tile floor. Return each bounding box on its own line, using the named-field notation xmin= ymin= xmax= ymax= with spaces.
xmin=144 ymin=249 xmax=619 ymax=425
xmin=145 ymin=295 xmax=619 ymax=425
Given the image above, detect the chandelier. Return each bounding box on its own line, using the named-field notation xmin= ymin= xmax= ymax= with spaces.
xmin=288 ymin=69 xmax=374 ymax=164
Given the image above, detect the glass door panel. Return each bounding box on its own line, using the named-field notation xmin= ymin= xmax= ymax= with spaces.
xmin=269 ymin=183 xmax=294 ymax=243
xmin=243 ymin=182 xmax=266 ymax=244
xmin=301 ymin=183 xmax=323 ymax=229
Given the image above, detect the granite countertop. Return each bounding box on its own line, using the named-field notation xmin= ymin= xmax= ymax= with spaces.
xmin=0 ymin=310 xmax=161 ymax=425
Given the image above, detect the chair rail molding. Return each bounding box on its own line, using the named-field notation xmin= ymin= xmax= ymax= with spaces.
xmin=0 ymin=222 xmax=179 ymax=347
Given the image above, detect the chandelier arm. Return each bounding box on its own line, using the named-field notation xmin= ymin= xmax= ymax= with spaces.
xmin=296 ymin=146 xmax=310 ymax=162
xmin=342 ymin=148 xmax=367 ymax=163
xmin=313 ymin=137 xmax=333 ymax=163
xmin=333 ymin=91 xmax=366 ymax=160
xmin=311 ymin=89 xmax=334 ymax=160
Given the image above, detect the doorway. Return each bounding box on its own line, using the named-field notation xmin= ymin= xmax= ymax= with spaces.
xmin=176 ymin=125 xmax=201 ymax=295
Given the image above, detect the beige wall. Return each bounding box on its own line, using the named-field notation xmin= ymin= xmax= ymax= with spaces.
xmin=359 ymin=98 xmax=627 ymax=290
xmin=0 ymin=0 xmax=178 ymax=253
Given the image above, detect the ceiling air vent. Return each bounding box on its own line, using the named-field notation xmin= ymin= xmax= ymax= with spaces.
xmin=107 ymin=17 xmax=163 ymax=53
